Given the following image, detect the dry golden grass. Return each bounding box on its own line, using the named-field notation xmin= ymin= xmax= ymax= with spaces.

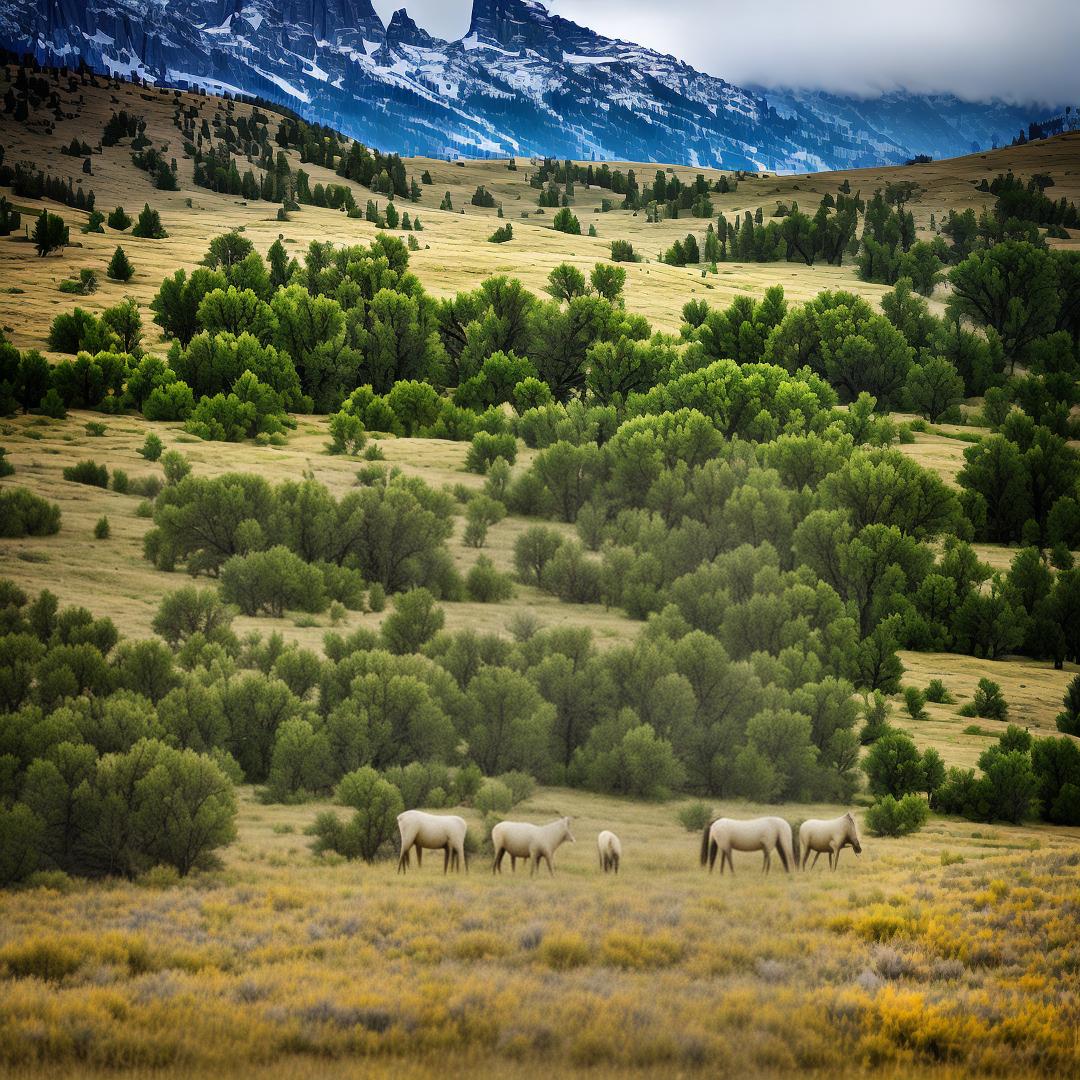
xmin=0 ymin=785 xmax=1077 ymax=1078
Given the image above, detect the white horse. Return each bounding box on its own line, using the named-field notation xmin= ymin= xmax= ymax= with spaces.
xmin=799 ymin=812 xmax=862 ymax=871
xmin=597 ymin=830 xmax=621 ymax=874
xmin=397 ymin=810 xmax=468 ymax=874
xmin=492 ymin=817 xmax=575 ymax=877
xmin=700 ymin=816 xmax=797 ymax=875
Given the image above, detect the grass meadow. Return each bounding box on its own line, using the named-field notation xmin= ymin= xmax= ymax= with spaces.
xmin=1 ymin=785 xmax=1079 ymax=1078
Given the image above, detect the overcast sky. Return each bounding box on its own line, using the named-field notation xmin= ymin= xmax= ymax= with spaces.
xmin=371 ymin=0 xmax=1078 ymax=105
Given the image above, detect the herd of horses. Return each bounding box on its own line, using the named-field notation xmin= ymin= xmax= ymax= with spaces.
xmin=395 ymin=810 xmax=862 ymax=877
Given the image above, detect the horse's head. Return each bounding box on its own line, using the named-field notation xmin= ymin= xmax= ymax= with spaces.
xmin=846 ymin=811 xmax=862 ymax=855
xmin=562 ymin=816 xmax=576 ymax=843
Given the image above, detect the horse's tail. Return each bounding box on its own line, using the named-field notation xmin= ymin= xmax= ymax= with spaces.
xmin=700 ymin=821 xmax=714 ymax=867
xmin=776 ymin=834 xmax=790 ymax=872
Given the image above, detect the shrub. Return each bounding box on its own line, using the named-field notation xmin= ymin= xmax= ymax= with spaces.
xmin=140 ymin=433 xmax=163 ymax=461
xmin=474 ymin=778 xmax=514 ymax=815
xmin=311 ymin=767 xmax=404 ymax=862
xmin=903 ymin=686 xmax=928 ymax=721
xmin=865 ymin=794 xmax=930 ymax=837
xmin=677 ymin=801 xmax=712 ymax=832
xmin=497 ymin=770 xmax=535 ymax=805
xmin=465 ymin=431 xmax=517 ymax=473
xmin=0 ymin=489 xmax=61 ymax=537
xmin=463 ymin=495 xmax=506 ymax=548
xmin=925 ymin=679 xmax=954 ymax=704
xmin=367 ymin=582 xmax=386 ymax=613
xmin=859 ymin=692 xmax=893 ymax=744
xmin=381 ymin=588 xmax=445 ymax=653
xmin=466 ymin=556 xmax=514 ymax=602
xmin=488 ymin=223 xmax=513 ymax=244
xmin=161 ymin=450 xmax=191 ymax=485
xmin=94 ymin=516 xmax=110 ymax=540
xmin=85 ymin=420 xmax=107 ymax=437
xmin=107 ymin=206 xmax=131 ymax=230
xmin=541 ymin=541 xmax=601 ymax=603
xmin=327 ymin=411 xmax=367 ymax=455
xmin=38 ymin=389 xmax=67 ymax=419
xmin=959 ymin=678 xmax=1008 ymax=721
xmin=62 ymin=459 xmax=109 ymax=487
xmin=610 ymin=239 xmax=637 ymax=262
xmin=219 ymin=547 xmax=328 ymax=618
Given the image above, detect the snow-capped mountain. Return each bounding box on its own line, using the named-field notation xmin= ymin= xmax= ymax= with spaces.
xmin=0 ymin=0 xmax=1047 ymax=170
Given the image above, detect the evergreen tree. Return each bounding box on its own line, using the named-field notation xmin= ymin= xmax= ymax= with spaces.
xmin=107 ymin=245 xmax=134 ymax=282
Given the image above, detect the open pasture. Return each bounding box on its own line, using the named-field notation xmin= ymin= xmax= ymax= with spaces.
xmin=0 ymin=785 xmax=1078 ymax=1078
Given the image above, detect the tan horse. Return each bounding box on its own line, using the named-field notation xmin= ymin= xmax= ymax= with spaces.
xmin=700 ymin=816 xmax=797 ymax=875
xmin=799 ymin=813 xmax=861 ymax=870
xmin=597 ymin=830 xmax=621 ymax=873
xmin=397 ymin=810 xmax=468 ymax=874
xmin=492 ymin=817 xmax=575 ymax=876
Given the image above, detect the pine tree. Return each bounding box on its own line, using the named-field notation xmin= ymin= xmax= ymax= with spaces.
xmin=33 ymin=209 xmax=68 ymax=257
xmin=107 ymin=244 xmax=134 ymax=282
xmin=132 ymin=203 xmax=167 ymax=239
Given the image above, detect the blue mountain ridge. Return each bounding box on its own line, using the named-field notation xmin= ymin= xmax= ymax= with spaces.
xmin=0 ymin=0 xmax=1050 ymax=170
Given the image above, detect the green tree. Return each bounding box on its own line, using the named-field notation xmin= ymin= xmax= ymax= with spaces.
xmin=553 ymin=207 xmax=581 ymax=234
xmin=131 ymin=203 xmax=167 ymax=239
xmin=381 ymin=588 xmax=445 ymax=654
xmin=463 ymin=666 xmax=554 ymax=776
xmin=904 ymin=356 xmax=965 ymax=422
xmin=546 ymin=263 xmax=587 ymax=303
xmin=219 ymin=547 xmax=328 ymax=617
xmin=863 ymin=731 xmax=925 ymax=797
xmin=313 ymin=767 xmax=404 ymax=861
xmin=33 ymin=210 xmax=69 ymax=257
xmin=947 ymin=241 xmax=1059 ymax=369
xmin=106 ymin=245 xmax=134 ymax=282
xmin=129 ymin=742 xmax=237 ymax=874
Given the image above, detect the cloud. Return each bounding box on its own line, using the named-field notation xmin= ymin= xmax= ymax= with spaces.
xmin=373 ymin=0 xmax=1079 ymax=105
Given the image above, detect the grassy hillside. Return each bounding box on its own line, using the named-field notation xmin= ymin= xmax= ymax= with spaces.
xmin=1 ymin=65 xmax=1079 ymax=1079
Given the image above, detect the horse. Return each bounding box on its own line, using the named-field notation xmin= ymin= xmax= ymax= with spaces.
xmin=597 ymin=830 xmax=621 ymax=874
xmin=396 ymin=810 xmax=468 ymax=874
xmin=492 ymin=817 xmax=575 ymax=877
xmin=700 ymin=816 xmax=797 ymax=875
xmin=799 ymin=812 xmax=862 ymax=871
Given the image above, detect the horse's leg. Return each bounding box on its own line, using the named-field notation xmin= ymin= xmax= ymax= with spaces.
xmin=833 ymin=845 xmax=841 ymax=871
xmin=613 ymin=853 xmax=619 ymax=874
xmin=546 ymin=852 xmax=554 ymax=877
xmin=415 ymin=843 xmax=423 ymax=868
xmin=810 ymin=850 xmax=821 ymax=871
xmin=492 ymin=846 xmax=503 ymax=874
xmin=762 ymin=847 xmax=770 ymax=875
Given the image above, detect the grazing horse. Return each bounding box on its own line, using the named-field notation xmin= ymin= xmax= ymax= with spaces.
xmin=397 ymin=810 xmax=468 ymax=874
xmin=597 ymin=830 xmax=621 ymax=874
xmin=700 ymin=817 xmax=797 ymax=875
xmin=492 ymin=817 xmax=575 ymax=877
xmin=799 ymin=812 xmax=862 ymax=871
